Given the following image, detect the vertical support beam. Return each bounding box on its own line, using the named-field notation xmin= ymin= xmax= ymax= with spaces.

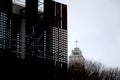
xmin=62 ymin=4 xmax=67 ymax=30
xmin=25 ymin=0 xmax=38 ymax=63
xmin=26 ymin=0 xmax=38 ymax=35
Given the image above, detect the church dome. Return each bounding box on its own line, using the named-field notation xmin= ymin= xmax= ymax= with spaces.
xmin=72 ymin=47 xmax=82 ymax=56
xmin=69 ymin=47 xmax=85 ymax=64
xmin=69 ymin=40 xmax=85 ymax=65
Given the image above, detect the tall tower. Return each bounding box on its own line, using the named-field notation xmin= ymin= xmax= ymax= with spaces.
xmin=44 ymin=0 xmax=67 ymax=79
xmin=44 ymin=0 xmax=67 ymax=67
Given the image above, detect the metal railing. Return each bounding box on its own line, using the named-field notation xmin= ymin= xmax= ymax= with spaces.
xmin=12 ymin=0 xmax=44 ymax=12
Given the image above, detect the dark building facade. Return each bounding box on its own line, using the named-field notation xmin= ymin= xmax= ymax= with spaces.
xmin=0 ymin=0 xmax=67 ymax=79
xmin=0 ymin=0 xmax=13 ymax=63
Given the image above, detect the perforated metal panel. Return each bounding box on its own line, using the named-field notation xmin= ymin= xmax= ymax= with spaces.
xmin=44 ymin=0 xmax=67 ymax=65
xmin=0 ymin=0 xmax=12 ymax=55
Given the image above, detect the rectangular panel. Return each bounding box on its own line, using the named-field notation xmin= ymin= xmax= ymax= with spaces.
xmin=26 ymin=0 xmax=38 ymax=55
xmin=0 ymin=0 xmax=12 ymax=59
xmin=44 ymin=0 xmax=54 ymax=16
xmin=26 ymin=0 xmax=38 ymax=26
xmin=0 ymin=0 xmax=12 ymax=14
xmin=56 ymin=2 xmax=61 ymax=28
xmin=44 ymin=0 xmax=55 ymax=27
xmin=56 ymin=2 xmax=61 ymax=19
xmin=62 ymin=4 xmax=67 ymax=30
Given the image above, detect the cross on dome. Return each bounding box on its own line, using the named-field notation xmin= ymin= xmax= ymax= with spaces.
xmin=75 ymin=40 xmax=79 ymax=48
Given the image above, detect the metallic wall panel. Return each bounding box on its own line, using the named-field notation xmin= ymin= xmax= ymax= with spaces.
xmin=44 ymin=0 xmax=67 ymax=62
xmin=0 ymin=0 xmax=12 ymax=14
xmin=44 ymin=0 xmax=55 ymax=27
xmin=56 ymin=2 xmax=61 ymax=28
xmin=0 ymin=0 xmax=12 ymax=49
xmin=56 ymin=2 xmax=61 ymax=19
xmin=26 ymin=0 xmax=38 ymax=55
xmin=62 ymin=4 xmax=67 ymax=30
xmin=26 ymin=0 xmax=38 ymax=33
xmin=0 ymin=0 xmax=13 ymax=62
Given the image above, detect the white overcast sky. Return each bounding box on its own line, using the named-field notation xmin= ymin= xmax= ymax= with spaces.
xmin=55 ymin=0 xmax=120 ymax=68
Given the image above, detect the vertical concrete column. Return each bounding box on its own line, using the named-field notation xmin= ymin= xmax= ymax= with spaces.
xmin=25 ymin=0 xmax=38 ymax=60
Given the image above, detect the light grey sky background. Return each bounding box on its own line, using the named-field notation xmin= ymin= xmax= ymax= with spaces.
xmin=55 ymin=0 xmax=120 ymax=68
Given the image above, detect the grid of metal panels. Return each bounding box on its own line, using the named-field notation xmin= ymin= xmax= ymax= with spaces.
xmin=0 ymin=12 xmax=8 ymax=49
xmin=0 ymin=0 xmax=12 ymax=50
xmin=48 ymin=27 xmax=67 ymax=63
xmin=0 ymin=0 xmax=67 ymax=68
xmin=44 ymin=0 xmax=67 ymax=65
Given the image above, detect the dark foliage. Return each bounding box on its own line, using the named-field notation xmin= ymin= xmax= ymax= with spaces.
xmin=68 ymin=60 xmax=120 ymax=80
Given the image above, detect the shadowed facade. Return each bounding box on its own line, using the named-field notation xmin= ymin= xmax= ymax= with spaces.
xmin=0 ymin=0 xmax=67 ymax=79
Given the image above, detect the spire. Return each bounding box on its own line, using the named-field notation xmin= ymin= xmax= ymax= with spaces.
xmin=75 ymin=40 xmax=79 ymax=48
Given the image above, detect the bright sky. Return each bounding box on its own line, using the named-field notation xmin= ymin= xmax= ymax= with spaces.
xmin=55 ymin=0 xmax=120 ymax=68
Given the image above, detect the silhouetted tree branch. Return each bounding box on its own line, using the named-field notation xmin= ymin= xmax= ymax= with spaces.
xmin=68 ymin=60 xmax=120 ymax=80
